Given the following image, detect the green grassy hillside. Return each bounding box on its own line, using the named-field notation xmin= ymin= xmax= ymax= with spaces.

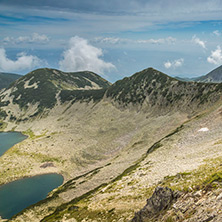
xmin=0 ymin=72 xmax=22 ymax=90
xmin=0 ymin=68 xmax=111 ymax=121
xmin=106 ymin=68 xmax=222 ymax=111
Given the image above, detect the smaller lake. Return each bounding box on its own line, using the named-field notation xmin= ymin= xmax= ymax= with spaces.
xmin=0 ymin=132 xmax=28 ymax=156
xmin=0 ymin=174 xmax=64 ymax=219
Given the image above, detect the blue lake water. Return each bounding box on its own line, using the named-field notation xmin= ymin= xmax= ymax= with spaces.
xmin=0 ymin=132 xmax=64 ymax=219
xmin=0 ymin=174 xmax=64 ymax=219
xmin=0 ymin=131 xmax=28 ymax=156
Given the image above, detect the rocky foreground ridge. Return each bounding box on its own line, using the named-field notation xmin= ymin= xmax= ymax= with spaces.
xmin=0 ymin=67 xmax=221 ymax=221
xmin=132 ymin=185 xmax=222 ymax=222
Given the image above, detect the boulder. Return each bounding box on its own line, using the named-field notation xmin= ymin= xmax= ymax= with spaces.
xmin=132 ymin=187 xmax=178 ymax=222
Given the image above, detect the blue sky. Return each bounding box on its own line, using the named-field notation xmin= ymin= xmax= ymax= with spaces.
xmin=1 ymin=0 xmax=222 ymax=82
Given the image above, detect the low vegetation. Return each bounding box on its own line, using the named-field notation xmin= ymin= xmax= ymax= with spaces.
xmin=59 ymin=89 xmax=106 ymax=104
xmin=160 ymin=157 xmax=222 ymax=192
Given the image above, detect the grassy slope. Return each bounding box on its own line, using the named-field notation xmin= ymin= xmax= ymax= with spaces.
xmin=5 ymin=68 xmax=110 ymax=109
xmin=0 ymin=72 xmax=22 ymax=90
xmin=39 ymin=104 xmax=222 ymax=222
xmin=0 ymin=68 xmax=110 ymax=123
xmin=106 ymin=68 xmax=222 ymax=111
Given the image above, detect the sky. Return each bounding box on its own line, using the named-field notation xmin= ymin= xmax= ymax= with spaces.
xmin=1 ymin=0 xmax=222 ymax=82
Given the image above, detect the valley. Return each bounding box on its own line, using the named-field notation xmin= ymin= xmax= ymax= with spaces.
xmin=0 ymin=67 xmax=222 ymax=221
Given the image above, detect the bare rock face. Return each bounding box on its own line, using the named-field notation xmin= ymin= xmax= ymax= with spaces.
xmin=40 ymin=162 xmax=55 ymax=168
xmin=132 ymin=187 xmax=178 ymax=222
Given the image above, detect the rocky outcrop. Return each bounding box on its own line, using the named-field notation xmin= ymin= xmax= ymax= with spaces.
xmin=132 ymin=187 xmax=222 ymax=222
xmin=132 ymin=187 xmax=179 ymax=221
xmin=160 ymin=188 xmax=222 ymax=222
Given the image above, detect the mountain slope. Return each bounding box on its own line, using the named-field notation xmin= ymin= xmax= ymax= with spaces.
xmin=0 ymin=68 xmax=110 ymax=121
xmin=1 ymin=67 xmax=222 ymax=221
xmin=196 ymin=65 xmax=222 ymax=83
xmin=1 ymin=67 xmax=222 ymax=122
xmin=39 ymin=85 xmax=222 ymax=222
xmin=0 ymin=72 xmax=22 ymax=90
xmin=106 ymin=68 xmax=222 ymax=113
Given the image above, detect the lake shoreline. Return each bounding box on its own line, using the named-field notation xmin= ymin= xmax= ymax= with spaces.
xmin=0 ymin=130 xmax=65 ymax=187
xmin=0 ymin=172 xmax=64 ymax=188
xmin=0 ymin=131 xmax=65 ymax=219
xmin=0 ymin=131 xmax=28 ymax=157
xmin=0 ymin=173 xmax=64 ymax=219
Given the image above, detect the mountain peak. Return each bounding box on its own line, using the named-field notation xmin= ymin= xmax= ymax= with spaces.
xmin=105 ymin=67 xmax=222 ymax=113
xmin=0 ymin=68 xmax=110 ymax=117
xmin=105 ymin=68 xmax=177 ymax=107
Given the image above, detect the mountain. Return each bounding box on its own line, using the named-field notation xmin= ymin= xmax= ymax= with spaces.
xmin=1 ymin=67 xmax=222 ymax=123
xmin=105 ymin=68 xmax=222 ymax=112
xmin=174 ymin=65 xmax=222 ymax=83
xmin=0 ymin=68 xmax=110 ymax=121
xmin=1 ymin=67 xmax=222 ymax=221
xmin=0 ymin=72 xmax=22 ymax=90
xmin=195 ymin=65 xmax=222 ymax=83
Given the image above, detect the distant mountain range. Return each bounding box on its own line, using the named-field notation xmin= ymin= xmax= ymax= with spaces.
xmin=195 ymin=65 xmax=222 ymax=83
xmin=175 ymin=65 xmax=222 ymax=83
xmin=0 ymin=72 xmax=22 ymax=90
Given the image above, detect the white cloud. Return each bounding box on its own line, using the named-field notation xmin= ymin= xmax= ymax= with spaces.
xmin=94 ymin=37 xmax=123 ymax=44
xmin=213 ymin=30 xmax=220 ymax=36
xmin=17 ymin=36 xmax=29 ymax=43
xmin=3 ymin=33 xmax=49 ymax=44
xmin=174 ymin=59 xmax=184 ymax=67
xmin=137 ymin=38 xmax=165 ymax=44
xmin=137 ymin=37 xmax=176 ymax=44
xmin=94 ymin=36 xmax=176 ymax=45
xmin=0 ymin=48 xmax=42 ymax=72
xmin=164 ymin=61 xmax=172 ymax=69
xmin=59 ymin=36 xmax=115 ymax=74
xmin=166 ymin=37 xmax=177 ymax=44
xmin=164 ymin=58 xmax=184 ymax=69
xmin=207 ymin=46 xmax=222 ymax=65
xmin=30 ymin=33 xmax=49 ymax=42
xmin=192 ymin=35 xmax=206 ymax=49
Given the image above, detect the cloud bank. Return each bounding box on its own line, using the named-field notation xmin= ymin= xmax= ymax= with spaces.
xmin=59 ymin=36 xmax=115 ymax=74
xmin=1 ymin=0 xmax=222 ymax=19
xmin=0 ymin=48 xmax=42 ymax=72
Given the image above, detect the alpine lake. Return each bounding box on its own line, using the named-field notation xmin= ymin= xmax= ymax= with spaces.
xmin=0 ymin=132 xmax=63 ymax=219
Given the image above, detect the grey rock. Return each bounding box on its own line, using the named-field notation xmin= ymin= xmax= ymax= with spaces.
xmin=131 ymin=187 xmax=178 ymax=222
